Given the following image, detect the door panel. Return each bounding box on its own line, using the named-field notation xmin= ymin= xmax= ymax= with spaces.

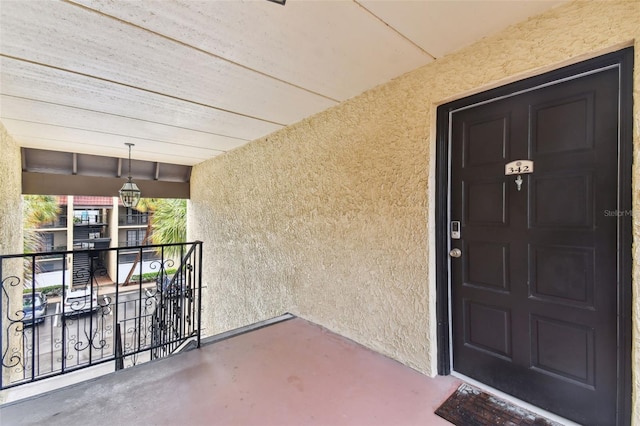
xmin=530 ymin=172 xmax=594 ymax=228
xmin=529 ymin=245 xmax=594 ymax=307
xmin=465 ymin=241 xmax=509 ymax=292
xmin=449 ymin=67 xmax=619 ymax=425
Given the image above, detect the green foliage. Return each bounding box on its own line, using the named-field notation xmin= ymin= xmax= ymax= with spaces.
xmin=131 ymin=198 xmax=157 ymax=214
xmin=122 ymin=198 xmax=186 ymax=285
xmin=23 ymin=195 xmax=60 ymax=227
xmin=131 ymin=268 xmax=177 ymax=283
xmin=22 ymin=195 xmax=61 ymax=282
xmin=23 ymin=284 xmax=63 ymax=297
xmin=150 ymin=199 xmax=187 ymax=257
xmin=23 ymin=195 xmax=60 ymax=254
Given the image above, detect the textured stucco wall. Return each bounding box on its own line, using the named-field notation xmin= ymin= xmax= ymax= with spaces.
xmin=0 ymin=122 xmax=24 ymax=400
xmin=0 ymin=123 xmax=22 ymax=256
xmin=190 ymin=0 xmax=640 ymax=418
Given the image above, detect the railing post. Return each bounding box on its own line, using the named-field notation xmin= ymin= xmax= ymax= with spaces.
xmin=197 ymin=241 xmax=202 ymax=349
xmin=30 ymin=254 xmax=36 ymax=382
xmin=0 ymin=259 xmax=4 ymax=390
xmin=115 ymin=324 xmax=124 ymax=371
xmin=114 ymin=248 xmax=120 ymax=366
xmin=61 ymin=258 xmax=67 ymax=375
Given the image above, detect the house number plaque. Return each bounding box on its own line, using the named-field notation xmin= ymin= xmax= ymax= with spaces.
xmin=505 ymin=160 xmax=533 ymax=192
xmin=505 ymin=160 xmax=534 ymax=176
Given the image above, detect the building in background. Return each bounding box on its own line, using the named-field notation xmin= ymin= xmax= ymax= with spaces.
xmin=31 ymin=196 xmax=158 ymax=287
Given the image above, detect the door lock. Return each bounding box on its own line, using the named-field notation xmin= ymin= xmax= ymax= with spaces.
xmin=450 ymin=221 xmax=461 ymax=239
xmin=449 ymin=248 xmax=462 ymax=258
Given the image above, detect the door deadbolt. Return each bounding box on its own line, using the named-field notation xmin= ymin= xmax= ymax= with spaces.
xmin=449 ymin=248 xmax=462 ymax=258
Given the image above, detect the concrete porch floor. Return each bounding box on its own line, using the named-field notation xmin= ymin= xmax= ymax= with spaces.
xmin=1 ymin=316 xmax=461 ymax=426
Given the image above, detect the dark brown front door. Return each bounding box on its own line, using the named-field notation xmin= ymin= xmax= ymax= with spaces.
xmin=447 ymin=60 xmax=626 ymax=425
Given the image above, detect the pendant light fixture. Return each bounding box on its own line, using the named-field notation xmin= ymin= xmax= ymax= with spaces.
xmin=119 ymin=143 xmax=141 ymax=208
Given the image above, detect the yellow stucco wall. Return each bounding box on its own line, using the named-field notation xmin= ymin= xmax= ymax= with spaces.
xmin=0 ymin=122 xmax=24 ymax=400
xmin=0 ymin=123 xmax=22 ymax=256
xmin=190 ymin=0 xmax=639 ymax=419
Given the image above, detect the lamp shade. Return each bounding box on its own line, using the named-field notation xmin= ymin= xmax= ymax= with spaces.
xmin=119 ymin=178 xmax=141 ymax=208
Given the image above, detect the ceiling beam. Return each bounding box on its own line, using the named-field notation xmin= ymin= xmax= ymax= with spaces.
xmin=23 ymin=172 xmax=190 ymax=199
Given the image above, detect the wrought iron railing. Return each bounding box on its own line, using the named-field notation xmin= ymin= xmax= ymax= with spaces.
xmin=118 ymin=241 xmax=152 ymax=248
xmin=118 ymin=214 xmax=149 ymax=226
xmin=39 ymin=215 xmax=68 ymax=229
xmin=73 ymin=214 xmax=106 ymax=225
xmin=0 ymin=241 xmax=202 ymax=390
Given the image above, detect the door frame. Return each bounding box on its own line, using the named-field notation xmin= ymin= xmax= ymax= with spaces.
xmin=434 ymin=47 xmax=633 ymax=425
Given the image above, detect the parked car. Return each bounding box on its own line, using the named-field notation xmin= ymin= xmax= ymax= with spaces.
xmin=157 ymin=274 xmax=186 ymax=297
xmin=63 ymin=287 xmax=98 ymax=316
xmin=23 ymin=292 xmax=47 ymax=325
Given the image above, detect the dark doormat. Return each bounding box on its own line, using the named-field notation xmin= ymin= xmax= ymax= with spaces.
xmin=435 ymin=384 xmax=563 ymax=426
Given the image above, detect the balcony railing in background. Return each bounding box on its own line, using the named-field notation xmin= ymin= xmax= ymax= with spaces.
xmin=118 ymin=241 xmax=153 ymax=248
xmin=39 ymin=245 xmax=67 ymax=255
xmin=73 ymin=214 xmax=106 ymax=225
xmin=118 ymin=215 xmax=149 ymax=226
xmin=0 ymin=241 xmax=203 ymax=390
xmin=39 ymin=215 xmax=68 ymax=229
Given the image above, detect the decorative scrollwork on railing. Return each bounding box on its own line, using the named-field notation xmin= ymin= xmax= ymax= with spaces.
xmin=149 ymin=258 xmax=175 ymax=273
xmin=56 ymin=292 xmax=114 ymax=366
xmin=73 ymin=265 xmax=109 ymax=289
xmin=1 ymin=275 xmax=27 ymax=374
